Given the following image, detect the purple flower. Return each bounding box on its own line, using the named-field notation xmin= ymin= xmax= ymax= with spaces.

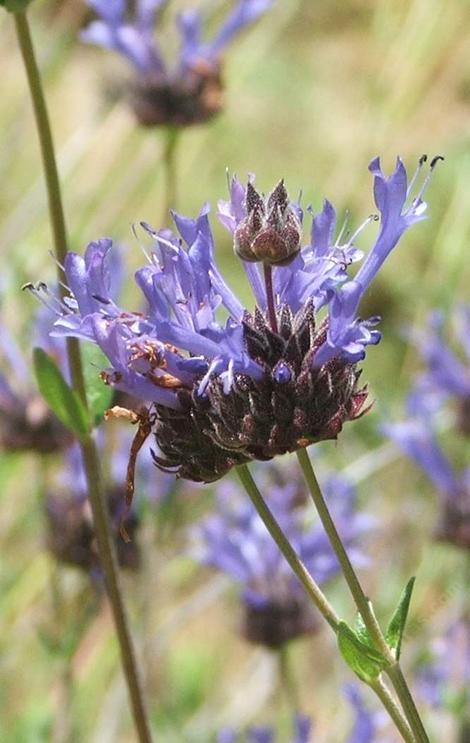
xmin=342 ymin=685 xmax=395 ymax=743
xmin=0 ymin=302 xmax=70 ymax=454
xmin=411 ymin=307 xmax=470 ymax=435
xmin=382 ymin=410 xmax=470 ymax=549
xmin=46 ymin=441 xmax=141 ymax=576
xmin=82 ymin=0 xmax=275 ymax=127
xmin=44 ymin=159 xmax=433 ymax=482
xmin=192 ymin=465 xmax=373 ymax=648
xmin=217 ymin=713 xmax=312 ymax=743
xmin=416 ymin=618 xmax=470 ymax=711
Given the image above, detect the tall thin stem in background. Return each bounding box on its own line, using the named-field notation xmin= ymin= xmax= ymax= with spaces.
xmin=13 ymin=11 xmax=152 ymax=742
xmin=162 ymin=126 xmax=179 ymax=225
xmin=296 ymin=447 xmax=430 ymax=743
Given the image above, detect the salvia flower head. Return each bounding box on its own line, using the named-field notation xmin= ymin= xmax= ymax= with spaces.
xmin=192 ymin=467 xmax=373 ymax=649
xmin=382 ymin=399 xmax=470 ymax=550
xmin=0 ymin=303 xmax=71 ymax=454
xmin=411 ymin=306 xmax=470 ymax=436
xmin=416 ymin=616 xmax=470 ymax=713
xmin=46 ymin=441 xmax=141 ymax=575
xmin=82 ymin=0 xmax=274 ymax=127
xmin=45 ymin=157 xmax=436 ymax=483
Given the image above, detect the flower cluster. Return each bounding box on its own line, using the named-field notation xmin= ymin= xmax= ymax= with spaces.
xmin=46 ymin=441 xmax=141 ymax=575
xmin=82 ymin=0 xmax=274 ymax=127
xmin=46 ymin=158 xmax=433 ymax=483
xmin=383 ymin=306 xmax=470 ymax=549
xmin=416 ymin=616 xmax=470 ymax=713
xmin=0 ymin=304 xmax=70 ymax=453
xmin=409 ymin=307 xmax=470 ymax=435
xmin=192 ymin=465 xmax=374 ymax=648
xmin=217 ymin=684 xmax=392 ymax=742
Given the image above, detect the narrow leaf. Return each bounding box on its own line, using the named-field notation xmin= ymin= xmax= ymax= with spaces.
xmin=80 ymin=343 xmax=114 ymax=427
xmin=386 ymin=577 xmax=416 ymax=660
xmin=338 ymin=621 xmax=388 ymax=683
xmin=33 ymin=348 xmax=89 ymax=438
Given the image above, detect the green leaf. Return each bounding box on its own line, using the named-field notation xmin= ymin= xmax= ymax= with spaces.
xmin=337 ymin=621 xmax=388 ymax=683
xmin=33 ymin=348 xmax=89 ymax=438
xmin=386 ymin=577 xmax=416 ymax=660
xmin=354 ymin=612 xmax=374 ymax=648
xmin=80 ymin=343 xmax=114 ymax=427
xmin=0 ymin=0 xmax=33 ymax=12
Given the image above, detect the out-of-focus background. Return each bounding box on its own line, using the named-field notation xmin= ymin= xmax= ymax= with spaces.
xmin=1 ymin=1 xmax=469 ymax=741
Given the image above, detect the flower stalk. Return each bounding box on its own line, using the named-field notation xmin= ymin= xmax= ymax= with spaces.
xmin=13 ymin=11 xmax=152 ymax=743
xmin=236 ymin=463 xmax=418 ymax=743
xmin=296 ymin=447 xmax=430 ymax=743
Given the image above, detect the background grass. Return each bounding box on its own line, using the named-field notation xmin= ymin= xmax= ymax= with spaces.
xmin=1 ymin=0 xmax=469 ymax=740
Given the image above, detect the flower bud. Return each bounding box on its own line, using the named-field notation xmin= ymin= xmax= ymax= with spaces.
xmin=234 ymin=181 xmax=302 ymax=266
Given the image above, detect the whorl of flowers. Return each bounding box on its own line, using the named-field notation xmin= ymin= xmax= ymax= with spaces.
xmin=415 ymin=617 xmax=470 ymax=712
xmin=0 ymin=304 xmax=70 ymax=453
xmin=41 ymin=157 xmax=434 ymax=482
xmin=410 ymin=306 xmax=470 ymax=436
xmin=383 ymin=302 xmax=470 ymax=550
xmin=46 ymin=441 xmax=142 ymax=575
xmin=192 ymin=467 xmax=373 ymax=648
xmin=82 ymin=0 xmax=275 ymax=127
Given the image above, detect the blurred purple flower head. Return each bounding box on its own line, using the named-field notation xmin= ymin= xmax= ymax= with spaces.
xmin=0 ymin=303 xmax=71 ymax=454
xmin=416 ymin=617 xmax=470 ymax=712
xmin=46 ymin=441 xmax=141 ymax=576
xmin=44 ymin=158 xmax=434 ymax=482
xmin=217 ymin=713 xmax=312 ymax=743
xmin=217 ymin=685 xmax=393 ymax=742
xmin=192 ymin=466 xmax=374 ymax=648
xmin=410 ymin=306 xmax=470 ymax=436
xmin=383 ymin=382 xmax=470 ymax=550
xmin=82 ymin=0 xmax=274 ymax=127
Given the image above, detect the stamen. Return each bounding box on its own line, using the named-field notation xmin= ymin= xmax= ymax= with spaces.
xmin=132 ymin=222 xmax=152 ymax=264
xmin=345 ymin=214 xmax=379 ymax=248
xmin=406 ymin=154 xmax=427 ymax=197
xmin=412 ymin=154 xmax=444 ymax=205
xmin=22 ymin=282 xmax=65 ymax=316
xmin=335 ymin=210 xmax=350 ymax=246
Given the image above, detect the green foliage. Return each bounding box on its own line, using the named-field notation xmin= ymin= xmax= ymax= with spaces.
xmin=337 ymin=621 xmax=388 ymax=683
xmin=0 ymin=0 xmax=33 ymax=12
xmin=33 ymin=348 xmax=89 ymax=439
xmin=386 ymin=577 xmax=416 ymax=661
xmin=80 ymin=343 xmax=114 ymax=427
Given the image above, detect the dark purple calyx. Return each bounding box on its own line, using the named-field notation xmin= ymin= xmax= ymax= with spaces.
xmin=242 ymin=593 xmax=320 ymax=649
xmin=46 ymin=487 xmax=141 ymax=574
xmin=152 ymin=300 xmax=369 ymax=482
xmin=129 ymin=63 xmax=223 ymax=128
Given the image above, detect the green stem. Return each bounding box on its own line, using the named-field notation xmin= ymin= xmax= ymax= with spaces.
xmin=278 ymin=645 xmax=299 ymax=711
xmin=296 ymin=448 xmax=429 ymax=743
xmin=162 ymin=126 xmax=179 ymax=225
xmin=370 ymin=677 xmax=415 ymax=743
xmin=237 ymin=464 xmax=416 ymax=743
xmin=236 ymin=465 xmax=340 ymax=631
xmin=14 ymin=11 xmax=152 ymax=743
